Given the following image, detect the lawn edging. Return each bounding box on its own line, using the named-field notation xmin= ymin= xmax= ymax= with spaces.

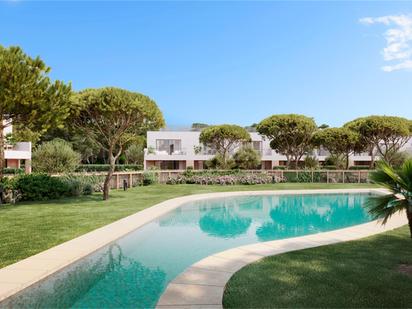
xmin=156 ymin=189 xmax=407 ymax=308
xmin=0 ymin=188 xmax=392 ymax=304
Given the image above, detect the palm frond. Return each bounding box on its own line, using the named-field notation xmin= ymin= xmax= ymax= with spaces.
xmin=369 ymin=161 xmax=407 ymax=193
xmin=399 ymin=159 xmax=412 ymax=193
xmin=365 ymin=194 xmax=408 ymax=224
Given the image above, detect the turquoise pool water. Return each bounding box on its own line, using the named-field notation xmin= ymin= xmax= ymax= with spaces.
xmin=3 ymin=193 xmax=373 ymax=308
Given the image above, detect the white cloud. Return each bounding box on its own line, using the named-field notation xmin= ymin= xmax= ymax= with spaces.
xmin=360 ymin=14 xmax=412 ymax=72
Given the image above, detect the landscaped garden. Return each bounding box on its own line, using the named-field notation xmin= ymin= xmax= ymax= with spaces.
xmin=223 ymin=225 xmax=412 ymax=308
xmin=1 ymin=38 xmax=412 ymax=308
xmin=0 ymin=183 xmax=377 ymax=269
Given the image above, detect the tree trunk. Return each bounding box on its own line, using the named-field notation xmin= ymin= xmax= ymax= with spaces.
xmin=103 ymin=152 xmax=115 ymax=200
xmin=0 ymin=117 xmax=4 ymax=180
xmin=345 ymin=153 xmax=350 ymax=170
xmin=369 ymin=145 xmax=375 ymax=169
xmin=407 ymin=207 xmax=412 ymax=239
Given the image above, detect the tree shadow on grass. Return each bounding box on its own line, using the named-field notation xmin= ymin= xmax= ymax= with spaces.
xmin=224 ymin=228 xmax=412 ymax=308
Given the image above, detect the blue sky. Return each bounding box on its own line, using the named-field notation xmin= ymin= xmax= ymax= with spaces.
xmin=1 ymin=1 xmax=412 ymax=127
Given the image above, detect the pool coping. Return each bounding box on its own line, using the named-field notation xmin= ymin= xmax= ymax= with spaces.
xmin=156 ymin=190 xmax=407 ymax=309
xmin=0 ymin=188 xmax=398 ymax=303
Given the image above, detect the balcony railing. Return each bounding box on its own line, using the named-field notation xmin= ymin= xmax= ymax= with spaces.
xmin=146 ymin=148 xmax=187 ymax=156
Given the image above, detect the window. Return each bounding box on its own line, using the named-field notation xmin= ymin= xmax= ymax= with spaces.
xmin=156 ymin=139 xmax=181 ymax=154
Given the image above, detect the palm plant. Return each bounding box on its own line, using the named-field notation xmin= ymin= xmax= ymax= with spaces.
xmin=366 ymin=159 xmax=412 ymax=238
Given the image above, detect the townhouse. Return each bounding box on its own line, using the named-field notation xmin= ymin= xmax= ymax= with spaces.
xmin=143 ymin=129 xmax=390 ymax=170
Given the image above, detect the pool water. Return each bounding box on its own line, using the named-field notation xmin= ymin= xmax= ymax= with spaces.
xmin=3 ymin=193 xmax=373 ymax=308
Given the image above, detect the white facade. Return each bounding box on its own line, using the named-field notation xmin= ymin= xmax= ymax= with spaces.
xmin=144 ymin=130 xmax=379 ymax=170
xmin=3 ymin=124 xmax=32 ymax=173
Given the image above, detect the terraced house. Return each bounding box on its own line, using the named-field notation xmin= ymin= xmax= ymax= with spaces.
xmin=3 ymin=124 xmax=32 ymax=173
xmin=143 ymin=129 xmax=406 ymax=170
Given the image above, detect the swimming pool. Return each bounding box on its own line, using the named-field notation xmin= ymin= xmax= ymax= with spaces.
xmin=2 ymin=192 xmax=373 ymax=308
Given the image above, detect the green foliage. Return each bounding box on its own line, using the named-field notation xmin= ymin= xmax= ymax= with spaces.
xmin=344 ymin=116 xmax=411 ymax=165
xmin=318 ymin=123 xmax=329 ymax=129
xmin=0 ymin=45 xmax=73 ymax=177
xmin=76 ymin=164 xmax=143 ymax=172
xmin=142 ymin=171 xmax=158 ymax=186
xmin=383 ymin=150 xmax=411 ymax=169
xmin=60 ymin=174 xmax=104 ymax=196
xmin=125 ymin=143 xmax=144 ymax=165
xmin=303 ymin=155 xmax=319 ymax=169
xmin=193 ymin=145 xmax=202 ymax=154
xmin=199 ymin=124 xmax=251 ymax=169
xmin=14 ymin=174 xmax=70 ymax=201
xmin=366 ymin=159 xmax=412 ymax=236
xmin=191 ymin=123 xmax=209 ymax=130
xmin=3 ymin=168 xmax=24 ymax=175
xmin=0 ymin=45 xmax=73 ymax=134
xmin=205 ymin=154 xmax=235 ymax=170
xmin=324 ymin=155 xmax=346 ymax=169
xmin=257 ymin=114 xmax=317 ymax=168
xmin=312 ymin=127 xmax=361 ymax=169
xmin=74 ymin=87 xmax=165 ymax=199
xmin=223 ymin=226 xmax=412 ymax=308
xmin=9 ymin=126 xmax=42 ymax=144
xmin=32 ymin=139 xmax=81 ymax=174
xmin=0 ymin=173 xmax=105 ymax=202
xmin=233 ymin=147 xmax=261 ymax=169
xmin=71 ymin=133 xmax=101 ymax=164
xmin=348 ymin=166 xmax=370 ymax=170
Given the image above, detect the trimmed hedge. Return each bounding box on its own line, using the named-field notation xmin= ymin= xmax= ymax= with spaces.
xmin=3 ymin=168 xmax=24 ymax=175
xmin=75 ymin=164 xmax=143 ymax=172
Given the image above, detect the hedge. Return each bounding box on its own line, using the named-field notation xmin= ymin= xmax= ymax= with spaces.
xmin=75 ymin=164 xmax=143 ymax=172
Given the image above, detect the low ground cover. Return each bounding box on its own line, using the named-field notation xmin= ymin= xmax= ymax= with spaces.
xmin=0 ymin=183 xmax=376 ymax=268
xmin=223 ymin=225 xmax=412 ymax=308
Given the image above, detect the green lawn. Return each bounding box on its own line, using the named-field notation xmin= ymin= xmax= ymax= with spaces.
xmin=0 ymin=183 xmax=376 ymax=268
xmin=223 ymin=225 xmax=412 ymax=308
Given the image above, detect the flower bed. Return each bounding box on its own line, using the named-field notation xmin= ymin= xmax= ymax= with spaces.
xmin=166 ymin=173 xmax=284 ymax=185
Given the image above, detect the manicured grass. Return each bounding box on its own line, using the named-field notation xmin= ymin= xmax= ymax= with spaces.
xmin=0 ymin=183 xmax=377 ymax=268
xmin=223 ymin=225 xmax=412 ymax=308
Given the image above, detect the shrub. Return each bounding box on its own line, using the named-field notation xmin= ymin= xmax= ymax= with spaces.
xmin=166 ymin=172 xmax=278 ymax=185
xmin=386 ymin=151 xmax=411 ymax=169
xmin=233 ymin=147 xmax=261 ymax=169
xmin=32 ymin=139 xmax=81 ymax=174
xmin=324 ymin=155 xmax=346 ymax=169
xmin=204 ymin=154 xmax=235 ymax=170
xmin=125 ymin=144 xmax=144 ymax=164
xmin=321 ymin=165 xmax=337 ymax=170
xmin=348 ymin=166 xmax=370 ymax=170
xmin=0 ymin=177 xmax=20 ymax=203
xmin=3 ymin=168 xmax=24 ymax=175
xmin=142 ymin=171 xmax=157 ymax=186
xmin=303 ymin=156 xmax=319 ymax=169
xmin=272 ymin=166 xmax=287 ymax=170
xmin=60 ymin=174 xmax=104 ymax=196
xmin=14 ymin=174 xmax=70 ymax=201
xmin=183 ymin=167 xmax=194 ymax=177
xmin=75 ymin=164 xmax=143 ymax=172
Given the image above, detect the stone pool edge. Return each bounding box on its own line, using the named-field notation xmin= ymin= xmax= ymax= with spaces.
xmin=156 ymin=190 xmax=407 ymax=309
xmin=0 ymin=188 xmax=389 ymax=303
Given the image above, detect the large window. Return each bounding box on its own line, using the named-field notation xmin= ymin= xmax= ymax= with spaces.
xmin=156 ymin=139 xmax=182 ymax=154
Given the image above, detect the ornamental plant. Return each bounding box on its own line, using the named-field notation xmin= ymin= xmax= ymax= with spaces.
xmin=32 ymin=139 xmax=81 ymax=174
xmin=199 ymin=125 xmax=251 ymax=169
xmin=257 ymin=114 xmax=317 ymax=169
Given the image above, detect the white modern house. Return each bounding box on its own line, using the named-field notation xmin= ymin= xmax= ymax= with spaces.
xmin=144 ymin=129 xmax=376 ymax=170
xmin=3 ymin=125 xmax=32 ymax=173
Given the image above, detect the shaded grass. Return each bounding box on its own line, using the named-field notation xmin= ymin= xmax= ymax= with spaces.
xmin=0 ymin=183 xmax=376 ymax=268
xmin=223 ymin=225 xmax=412 ymax=308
